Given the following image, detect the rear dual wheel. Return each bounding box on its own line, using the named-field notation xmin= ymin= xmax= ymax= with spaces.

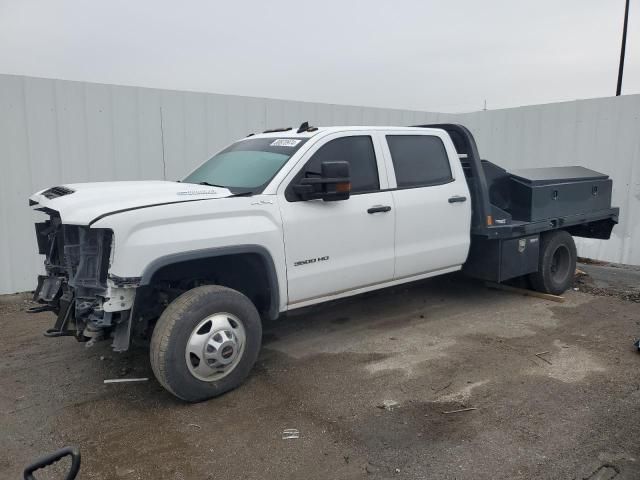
xmin=529 ymin=230 xmax=576 ymax=295
xmin=150 ymin=285 xmax=262 ymax=402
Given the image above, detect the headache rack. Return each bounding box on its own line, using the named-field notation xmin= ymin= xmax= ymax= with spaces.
xmin=415 ymin=124 xmax=619 ymax=283
xmin=416 ymin=124 xmax=619 ymax=240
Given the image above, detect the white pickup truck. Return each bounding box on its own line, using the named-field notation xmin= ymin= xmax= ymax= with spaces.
xmin=29 ymin=122 xmax=618 ymax=401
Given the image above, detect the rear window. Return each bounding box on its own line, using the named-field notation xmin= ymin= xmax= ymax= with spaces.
xmin=386 ymin=135 xmax=453 ymax=188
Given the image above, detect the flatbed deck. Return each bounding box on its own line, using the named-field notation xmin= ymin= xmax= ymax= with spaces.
xmin=484 ymin=207 xmax=619 ymax=239
xmin=417 ymin=124 xmax=619 ymax=283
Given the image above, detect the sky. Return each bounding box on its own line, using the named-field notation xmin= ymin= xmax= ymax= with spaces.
xmin=0 ymin=0 xmax=638 ymax=113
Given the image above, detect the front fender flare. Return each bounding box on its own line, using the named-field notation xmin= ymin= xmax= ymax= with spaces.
xmin=139 ymin=245 xmax=281 ymax=320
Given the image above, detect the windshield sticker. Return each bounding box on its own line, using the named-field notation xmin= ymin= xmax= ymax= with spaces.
xmin=270 ymin=139 xmax=301 ymax=147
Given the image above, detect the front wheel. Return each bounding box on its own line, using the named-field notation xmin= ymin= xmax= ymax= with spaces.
xmin=528 ymin=230 xmax=577 ymax=295
xmin=150 ymin=285 xmax=262 ymax=402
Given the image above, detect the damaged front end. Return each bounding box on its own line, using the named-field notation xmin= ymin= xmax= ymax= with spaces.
xmin=32 ymin=211 xmax=135 ymax=351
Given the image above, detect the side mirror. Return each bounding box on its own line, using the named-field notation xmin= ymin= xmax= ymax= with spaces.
xmin=293 ymin=161 xmax=351 ymax=201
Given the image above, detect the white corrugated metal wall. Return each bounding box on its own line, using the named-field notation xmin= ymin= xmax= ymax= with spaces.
xmin=1 ymin=74 xmax=638 ymax=294
xmin=454 ymin=96 xmax=640 ymax=267
xmin=0 ymin=74 xmax=446 ymax=294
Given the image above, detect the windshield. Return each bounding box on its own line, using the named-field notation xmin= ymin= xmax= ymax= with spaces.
xmin=183 ymin=137 xmax=309 ymax=193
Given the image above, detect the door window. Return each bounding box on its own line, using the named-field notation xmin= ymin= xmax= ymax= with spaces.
xmin=386 ymin=135 xmax=453 ymax=188
xmin=288 ymin=136 xmax=379 ymax=200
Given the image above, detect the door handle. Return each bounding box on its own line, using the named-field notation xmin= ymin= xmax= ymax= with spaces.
xmin=367 ymin=205 xmax=392 ymax=214
xmin=448 ymin=195 xmax=467 ymax=203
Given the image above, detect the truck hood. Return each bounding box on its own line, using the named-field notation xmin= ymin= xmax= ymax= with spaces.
xmin=29 ymin=181 xmax=234 ymax=225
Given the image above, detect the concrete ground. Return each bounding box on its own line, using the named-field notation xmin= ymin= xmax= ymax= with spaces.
xmin=1 ymin=265 xmax=639 ymax=479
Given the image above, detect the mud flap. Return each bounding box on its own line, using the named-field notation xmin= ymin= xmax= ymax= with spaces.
xmin=111 ymin=309 xmax=133 ymax=352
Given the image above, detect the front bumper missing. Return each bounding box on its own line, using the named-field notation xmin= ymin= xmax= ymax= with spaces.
xmin=32 ymin=277 xmax=135 ymax=351
xmin=32 ymin=214 xmax=135 ymax=351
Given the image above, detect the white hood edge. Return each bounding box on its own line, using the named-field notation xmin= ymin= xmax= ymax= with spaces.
xmin=29 ymin=180 xmax=234 ymax=225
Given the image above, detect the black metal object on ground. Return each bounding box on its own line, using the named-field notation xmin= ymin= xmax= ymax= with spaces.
xmin=23 ymin=446 xmax=81 ymax=480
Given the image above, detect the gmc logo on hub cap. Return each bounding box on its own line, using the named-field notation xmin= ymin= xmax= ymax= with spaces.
xmin=221 ymin=346 xmax=234 ymax=359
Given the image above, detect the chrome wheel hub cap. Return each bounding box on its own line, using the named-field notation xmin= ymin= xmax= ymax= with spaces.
xmin=185 ymin=313 xmax=246 ymax=382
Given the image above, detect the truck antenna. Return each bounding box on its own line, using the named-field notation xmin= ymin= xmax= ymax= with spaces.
xmin=296 ymin=121 xmax=318 ymax=133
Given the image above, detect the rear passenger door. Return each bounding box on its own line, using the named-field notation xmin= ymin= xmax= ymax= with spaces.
xmin=382 ymin=132 xmax=471 ymax=279
xmin=279 ymin=132 xmax=395 ymax=306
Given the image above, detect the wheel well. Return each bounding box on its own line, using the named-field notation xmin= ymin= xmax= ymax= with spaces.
xmin=142 ymin=252 xmax=277 ymax=320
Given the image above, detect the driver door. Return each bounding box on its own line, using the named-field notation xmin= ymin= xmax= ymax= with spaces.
xmin=278 ymin=132 xmax=395 ymax=307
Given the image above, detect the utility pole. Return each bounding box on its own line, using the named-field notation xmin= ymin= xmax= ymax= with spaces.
xmin=616 ymin=0 xmax=630 ymax=96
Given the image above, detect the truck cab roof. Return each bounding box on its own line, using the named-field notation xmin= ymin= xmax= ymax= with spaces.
xmin=247 ymin=125 xmax=442 ymax=140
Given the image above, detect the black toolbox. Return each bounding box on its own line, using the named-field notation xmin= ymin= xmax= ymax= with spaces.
xmin=508 ymin=166 xmax=612 ymax=222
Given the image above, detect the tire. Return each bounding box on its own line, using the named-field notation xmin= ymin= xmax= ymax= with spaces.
xmin=150 ymin=285 xmax=262 ymax=402
xmin=528 ymin=230 xmax=576 ymax=295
